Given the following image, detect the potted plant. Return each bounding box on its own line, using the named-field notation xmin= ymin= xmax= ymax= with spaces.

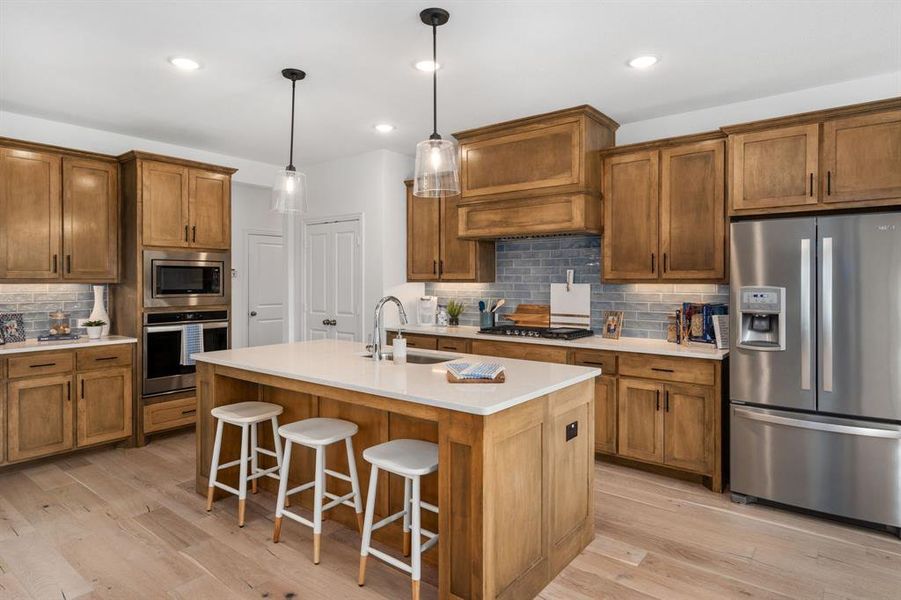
xmin=446 ymin=300 xmax=465 ymax=326
xmin=83 ymin=319 xmax=107 ymax=340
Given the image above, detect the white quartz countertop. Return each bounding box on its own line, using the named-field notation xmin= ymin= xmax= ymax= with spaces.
xmin=0 ymin=335 xmax=137 ymax=356
xmin=388 ymin=324 xmax=729 ymax=360
xmin=193 ymin=339 xmax=601 ymax=416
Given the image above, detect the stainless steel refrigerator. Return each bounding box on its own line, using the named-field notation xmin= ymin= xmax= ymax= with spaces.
xmin=730 ymin=212 xmax=901 ymax=534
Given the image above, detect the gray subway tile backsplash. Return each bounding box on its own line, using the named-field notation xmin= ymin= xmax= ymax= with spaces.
xmin=424 ymin=235 xmax=729 ymax=340
xmin=0 ymin=284 xmax=106 ymax=338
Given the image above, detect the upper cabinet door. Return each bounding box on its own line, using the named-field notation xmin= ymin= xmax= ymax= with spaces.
xmin=189 ymin=169 xmax=230 ymax=249
xmin=439 ymin=194 xmax=476 ymax=280
xmin=406 ymin=184 xmax=440 ymax=281
xmin=142 ymin=160 xmax=190 ymax=247
xmin=822 ymin=110 xmax=901 ymax=204
xmin=62 ymin=157 xmax=118 ymax=281
xmin=660 ymin=141 xmax=725 ymax=280
xmin=603 ymin=150 xmax=659 ymax=280
xmin=0 ymin=147 xmax=62 ymax=279
xmin=730 ymin=124 xmax=819 ymax=211
xmin=460 ymin=119 xmax=582 ymax=200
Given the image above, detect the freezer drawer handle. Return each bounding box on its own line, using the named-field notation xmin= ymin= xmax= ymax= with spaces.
xmin=734 ymin=407 xmax=901 ymax=439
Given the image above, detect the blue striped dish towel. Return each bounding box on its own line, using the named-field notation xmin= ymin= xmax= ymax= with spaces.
xmin=180 ymin=324 xmax=204 ymax=366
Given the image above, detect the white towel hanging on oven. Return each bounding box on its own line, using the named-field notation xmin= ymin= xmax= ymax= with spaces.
xmin=180 ymin=323 xmax=204 ymax=366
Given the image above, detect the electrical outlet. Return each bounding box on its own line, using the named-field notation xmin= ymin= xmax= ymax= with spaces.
xmin=565 ymin=421 xmax=578 ymax=441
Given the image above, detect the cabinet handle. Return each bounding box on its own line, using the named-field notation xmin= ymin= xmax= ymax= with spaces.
xmin=827 ymin=171 xmax=831 ymax=195
xmin=809 ymin=173 xmax=814 ymax=197
xmin=95 ymin=356 xmax=117 ymax=361
xmin=67 ymin=381 xmax=71 ymax=401
xmin=184 ymin=225 xmax=189 ymax=242
xmin=30 ymin=362 xmax=56 ymax=368
xmin=579 ymin=361 xmax=606 ymax=367
xmin=433 ymin=260 xmax=437 ymax=275
xmin=651 ymin=367 xmax=674 ymax=373
xmin=192 ymin=225 xmax=196 ymax=242
xmin=439 ymin=259 xmax=443 ymax=276
xmin=665 ymin=390 xmax=670 ymax=412
xmin=181 ymin=409 xmax=197 ymax=416
xmin=650 ymin=253 xmax=656 ymax=273
xmin=663 ymin=253 xmax=668 ymax=273
xmin=656 ymin=390 xmax=660 ymax=411
xmin=81 ymin=379 xmax=85 ymax=399
xmin=66 ymin=255 xmax=72 ymax=274
xmin=52 ymin=254 xmax=58 ymax=273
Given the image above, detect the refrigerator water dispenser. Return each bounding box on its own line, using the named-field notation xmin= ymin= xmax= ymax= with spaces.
xmin=737 ymin=286 xmax=786 ymax=351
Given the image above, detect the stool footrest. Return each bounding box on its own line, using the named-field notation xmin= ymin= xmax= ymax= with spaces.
xmin=256 ymin=447 xmax=278 ymax=458
xmin=324 ymin=469 xmax=352 ymax=483
xmin=247 ymin=465 xmax=281 ymax=481
xmin=281 ymin=509 xmax=315 ymax=529
xmin=322 ymin=491 xmax=356 ymax=512
xmin=217 ymin=458 xmax=245 ymax=470
xmin=286 ymin=480 xmax=316 ymax=496
xmin=371 ymin=509 xmax=406 ymax=533
xmin=420 ymin=528 xmax=437 ymax=540
xmin=421 ymin=534 xmax=439 ymax=554
xmin=212 ymin=481 xmax=241 ymax=496
xmin=367 ymin=547 xmax=413 ymax=575
xmin=420 ymin=500 xmax=439 ymax=514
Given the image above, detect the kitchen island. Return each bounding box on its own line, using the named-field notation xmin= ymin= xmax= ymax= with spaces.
xmin=194 ymin=339 xmax=599 ymax=600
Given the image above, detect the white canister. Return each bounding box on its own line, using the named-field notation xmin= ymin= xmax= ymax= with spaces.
xmin=392 ymin=335 xmax=407 ymax=364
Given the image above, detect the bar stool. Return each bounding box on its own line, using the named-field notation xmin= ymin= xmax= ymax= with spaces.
xmin=272 ymin=417 xmax=364 ymax=565
xmin=206 ymin=401 xmax=284 ymax=527
xmin=358 ymin=439 xmax=439 ymax=600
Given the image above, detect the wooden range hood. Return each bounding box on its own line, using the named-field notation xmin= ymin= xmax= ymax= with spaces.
xmin=453 ymin=105 xmax=618 ymax=239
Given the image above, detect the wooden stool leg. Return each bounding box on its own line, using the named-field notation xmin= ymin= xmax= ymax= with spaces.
xmin=237 ymin=423 xmax=249 ymax=527
xmin=312 ymin=445 xmax=324 ymax=564
xmin=411 ymin=475 xmax=422 ymax=592
xmin=345 ymin=437 xmax=364 ymax=532
xmin=206 ymin=419 xmax=224 ymax=511
xmin=250 ymin=422 xmax=259 ymax=495
xmin=358 ymin=465 xmax=379 ymax=586
xmin=402 ymin=476 xmax=412 ymax=557
xmin=273 ymin=439 xmax=293 ymax=543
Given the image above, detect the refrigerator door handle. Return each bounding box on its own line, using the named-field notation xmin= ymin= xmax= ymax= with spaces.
xmin=822 ymin=236 xmax=834 ymax=392
xmin=734 ymin=407 xmax=901 ymax=439
xmin=800 ymin=238 xmax=811 ymax=391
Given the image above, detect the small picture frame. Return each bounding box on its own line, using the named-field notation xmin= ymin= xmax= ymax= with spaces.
xmin=602 ymin=311 xmax=624 ymax=340
xmin=0 ymin=313 xmax=26 ymax=343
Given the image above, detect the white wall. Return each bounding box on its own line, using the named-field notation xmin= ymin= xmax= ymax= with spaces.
xmin=617 ymin=71 xmax=901 ymax=144
xmin=0 ymin=110 xmax=280 ymax=186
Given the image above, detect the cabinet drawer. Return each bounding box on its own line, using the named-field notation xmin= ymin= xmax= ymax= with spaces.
xmin=619 ymin=354 xmax=715 ymax=386
xmin=144 ymin=397 xmax=197 ymax=433
xmin=76 ymin=344 xmax=133 ymax=370
xmin=8 ymin=352 xmax=74 ymax=378
xmin=437 ymin=337 xmax=471 ymax=353
xmin=571 ymin=350 xmax=617 ymax=375
xmin=401 ymin=334 xmax=439 ymax=351
xmin=470 ymin=339 xmax=569 ymax=363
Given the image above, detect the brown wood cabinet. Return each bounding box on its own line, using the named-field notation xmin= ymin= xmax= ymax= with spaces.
xmin=617 ymin=378 xmax=664 ymax=463
xmin=143 ymin=395 xmax=197 ymax=434
xmin=593 ymin=375 xmax=617 ymax=454
xmin=62 ymin=157 xmax=119 ymax=281
xmin=76 ymin=367 xmax=133 ymax=447
xmin=138 ymin=157 xmax=231 ymax=250
xmin=7 ymin=374 xmax=74 ymax=463
xmin=405 ymin=181 xmax=494 ymax=282
xmin=725 ymin=99 xmax=901 ymax=215
xmin=470 ymin=339 xmax=570 ymax=363
xmin=0 ymin=146 xmax=62 ymax=279
xmin=0 ymin=139 xmax=120 ymax=283
xmin=663 ymin=382 xmax=714 ymax=474
xmin=453 ymin=105 xmax=617 ymax=238
xmin=602 ymin=137 xmax=726 ymax=282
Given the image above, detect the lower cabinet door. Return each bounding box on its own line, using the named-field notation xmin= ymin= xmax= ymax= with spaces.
xmin=76 ymin=367 xmax=132 ymax=447
xmin=617 ymin=378 xmax=664 ymax=464
xmin=663 ymin=383 xmax=714 ymax=474
xmin=7 ymin=375 xmax=74 ymax=462
xmin=594 ymin=375 xmax=617 ymax=454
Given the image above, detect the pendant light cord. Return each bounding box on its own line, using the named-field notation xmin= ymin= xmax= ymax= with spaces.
xmin=430 ymin=17 xmax=440 ymax=140
xmin=288 ymin=78 xmax=296 ymax=170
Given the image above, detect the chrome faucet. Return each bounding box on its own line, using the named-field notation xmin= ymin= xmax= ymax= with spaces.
xmin=369 ymin=296 xmax=408 ymax=360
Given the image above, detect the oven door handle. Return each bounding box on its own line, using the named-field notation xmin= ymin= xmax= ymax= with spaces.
xmin=144 ymin=322 xmax=229 ymax=333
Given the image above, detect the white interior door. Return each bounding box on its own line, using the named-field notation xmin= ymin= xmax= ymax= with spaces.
xmin=247 ymin=233 xmax=288 ymax=346
xmin=304 ymin=218 xmax=362 ymax=341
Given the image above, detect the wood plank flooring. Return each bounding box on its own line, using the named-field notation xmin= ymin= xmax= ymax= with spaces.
xmin=0 ymin=432 xmax=897 ymax=599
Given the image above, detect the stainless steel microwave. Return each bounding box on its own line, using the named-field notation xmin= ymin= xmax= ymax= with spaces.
xmin=143 ymin=249 xmax=229 ymax=308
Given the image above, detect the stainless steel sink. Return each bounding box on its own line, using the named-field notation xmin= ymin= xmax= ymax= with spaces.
xmin=360 ymin=351 xmax=458 ymax=364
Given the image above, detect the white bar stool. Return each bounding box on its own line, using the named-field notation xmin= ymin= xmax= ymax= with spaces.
xmin=206 ymin=401 xmax=284 ymax=527
xmin=272 ymin=417 xmax=364 ymax=565
xmin=358 ymin=439 xmax=439 ymax=600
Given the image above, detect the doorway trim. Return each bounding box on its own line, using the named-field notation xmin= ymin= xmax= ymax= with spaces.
xmin=301 ymin=212 xmax=365 ymax=342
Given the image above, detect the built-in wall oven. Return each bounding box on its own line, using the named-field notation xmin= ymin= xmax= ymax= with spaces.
xmin=143 ymin=249 xmax=229 ymax=308
xmin=143 ymin=310 xmax=228 ymax=396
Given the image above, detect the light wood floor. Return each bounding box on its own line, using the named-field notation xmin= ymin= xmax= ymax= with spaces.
xmin=0 ymin=433 xmax=898 ymax=599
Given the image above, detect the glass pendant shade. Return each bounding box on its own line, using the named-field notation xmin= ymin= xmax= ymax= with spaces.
xmin=413 ymin=138 xmax=459 ymax=197
xmin=271 ymin=168 xmax=308 ymax=214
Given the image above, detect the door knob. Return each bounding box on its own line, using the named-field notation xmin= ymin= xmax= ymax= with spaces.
xmin=250 ymin=311 xmax=258 ymax=317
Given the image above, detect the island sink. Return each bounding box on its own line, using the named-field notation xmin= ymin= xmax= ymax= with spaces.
xmin=359 ymin=350 xmax=459 ymax=364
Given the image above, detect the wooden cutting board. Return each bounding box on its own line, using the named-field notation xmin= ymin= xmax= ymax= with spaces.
xmin=446 ymin=371 xmax=506 ymax=384
xmin=502 ymin=304 xmax=550 ymax=327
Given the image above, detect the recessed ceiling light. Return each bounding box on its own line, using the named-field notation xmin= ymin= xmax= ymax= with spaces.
xmin=169 ymin=57 xmax=200 ymax=71
xmin=374 ymin=123 xmax=396 ymax=133
xmin=628 ymin=55 xmax=659 ymax=69
xmin=414 ymin=60 xmax=441 ymax=72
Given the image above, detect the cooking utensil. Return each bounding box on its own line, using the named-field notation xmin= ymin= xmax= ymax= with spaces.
xmin=491 ymin=299 xmax=505 ymax=313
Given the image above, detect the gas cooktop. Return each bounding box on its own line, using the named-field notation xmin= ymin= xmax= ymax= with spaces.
xmin=477 ymin=325 xmax=594 ymax=340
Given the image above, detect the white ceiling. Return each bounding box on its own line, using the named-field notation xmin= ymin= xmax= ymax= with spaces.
xmin=1 ymin=1 xmax=899 ymax=167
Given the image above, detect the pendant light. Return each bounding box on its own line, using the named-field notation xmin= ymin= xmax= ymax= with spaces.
xmin=413 ymin=8 xmax=460 ymax=198
xmin=272 ymin=68 xmax=309 ymax=214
